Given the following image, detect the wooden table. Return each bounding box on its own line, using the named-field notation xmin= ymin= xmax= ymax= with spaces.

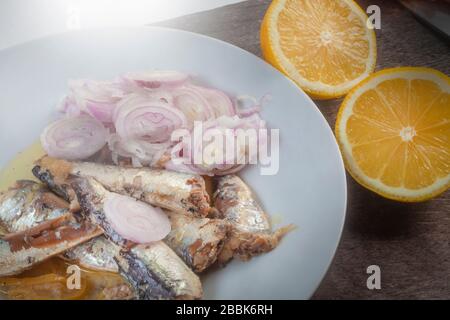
xmin=156 ymin=0 xmax=450 ymax=299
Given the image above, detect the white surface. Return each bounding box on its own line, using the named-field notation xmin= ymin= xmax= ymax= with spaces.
xmin=0 ymin=27 xmax=347 ymax=299
xmin=0 ymin=0 xmax=246 ymax=50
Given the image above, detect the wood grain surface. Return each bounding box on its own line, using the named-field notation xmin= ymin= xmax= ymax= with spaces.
xmin=156 ymin=0 xmax=450 ymax=299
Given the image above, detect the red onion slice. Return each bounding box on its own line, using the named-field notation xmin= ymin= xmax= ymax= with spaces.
xmin=103 ymin=193 xmax=171 ymax=244
xmin=168 ymin=115 xmax=267 ymax=175
xmin=46 ymin=72 xmax=270 ymax=176
xmin=85 ymin=101 xmax=116 ymax=123
xmin=57 ymin=95 xmax=81 ymax=118
xmin=164 ymin=159 xmax=212 ymax=176
xmin=41 ymin=115 xmax=107 ymax=160
xmin=114 ymin=95 xmax=187 ymax=143
xmin=123 ymin=70 xmax=189 ymax=89
xmin=66 ymin=79 xmax=123 ymax=123
xmin=144 ymin=90 xmax=175 ymax=105
xmin=173 ymin=86 xmax=214 ymax=126
xmin=69 ymin=79 xmax=124 ymax=101
xmin=235 ymin=94 xmax=271 ymax=117
xmin=195 ymin=86 xmax=236 ymax=117
xmin=108 ymin=133 xmax=172 ymax=167
xmin=213 ymin=164 xmax=246 ymax=175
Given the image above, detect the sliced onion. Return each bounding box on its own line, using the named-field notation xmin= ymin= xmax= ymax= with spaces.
xmin=172 ymin=85 xmax=214 ymax=126
xmin=108 ymin=133 xmax=172 ymax=167
xmin=194 ymin=85 xmax=235 ymax=118
xmin=103 ymin=193 xmax=171 ymax=244
xmin=235 ymin=94 xmax=267 ymax=117
xmin=114 ymin=94 xmax=187 ymax=143
xmin=68 ymin=79 xmax=124 ymax=101
xmin=85 ymin=101 xmax=116 ymax=123
xmin=166 ymin=115 xmax=267 ymax=175
xmin=57 ymin=96 xmax=81 ymax=118
xmin=165 ymin=161 xmax=207 ymax=175
xmin=48 ymin=72 xmax=269 ymax=176
xmin=66 ymin=79 xmax=123 ymax=123
xmin=213 ymin=164 xmax=246 ymax=175
xmin=41 ymin=115 xmax=107 ymax=160
xmin=117 ymin=75 xmax=176 ymax=104
xmin=123 ymin=71 xmax=189 ymax=89
xmin=144 ymin=90 xmax=175 ymax=105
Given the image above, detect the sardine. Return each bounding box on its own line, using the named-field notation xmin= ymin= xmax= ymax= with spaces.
xmin=164 ymin=211 xmax=230 ymax=273
xmin=33 ymin=156 xmax=210 ymax=217
xmin=71 ymin=177 xmax=132 ymax=248
xmin=100 ymin=283 xmax=135 ymax=300
xmin=71 ymin=176 xmax=202 ymax=300
xmin=214 ymin=175 xmax=293 ymax=264
xmin=62 ymin=213 xmax=230 ymax=274
xmin=0 ymin=214 xmax=102 ymax=276
xmin=115 ymin=242 xmax=203 ymax=300
xmin=0 ymin=180 xmax=70 ymax=234
xmin=0 ymin=181 xmax=102 ymax=276
xmin=61 ymin=236 xmax=119 ymax=273
xmin=0 ymin=181 xmax=119 ymax=274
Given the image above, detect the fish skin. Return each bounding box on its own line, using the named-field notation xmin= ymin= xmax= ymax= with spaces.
xmin=100 ymin=283 xmax=135 ymax=300
xmin=63 ymin=213 xmax=231 ymax=274
xmin=164 ymin=211 xmax=230 ymax=273
xmin=33 ymin=156 xmax=211 ymax=217
xmin=61 ymin=236 xmax=119 ymax=273
xmin=71 ymin=177 xmax=135 ymax=248
xmin=113 ymin=245 xmax=174 ymax=300
xmin=0 ymin=217 xmax=102 ymax=276
xmin=0 ymin=180 xmax=102 ymax=276
xmin=0 ymin=239 xmax=70 ymax=277
xmin=214 ymin=175 xmax=294 ymax=264
xmin=31 ymin=167 xmax=72 ymax=202
xmin=0 ymin=180 xmax=69 ymax=233
xmin=116 ymin=242 xmax=203 ymax=300
xmin=0 ymin=180 xmax=118 ymax=273
xmin=72 ymin=176 xmax=202 ymax=300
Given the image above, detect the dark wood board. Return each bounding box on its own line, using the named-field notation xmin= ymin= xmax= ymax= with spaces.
xmin=155 ymin=0 xmax=450 ymax=299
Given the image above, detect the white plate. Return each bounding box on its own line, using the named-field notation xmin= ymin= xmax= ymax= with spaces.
xmin=0 ymin=27 xmax=347 ymax=299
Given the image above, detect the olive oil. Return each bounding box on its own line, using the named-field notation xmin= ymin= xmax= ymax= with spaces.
xmin=0 ymin=142 xmax=127 ymax=299
xmin=0 ymin=140 xmax=45 ymax=192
